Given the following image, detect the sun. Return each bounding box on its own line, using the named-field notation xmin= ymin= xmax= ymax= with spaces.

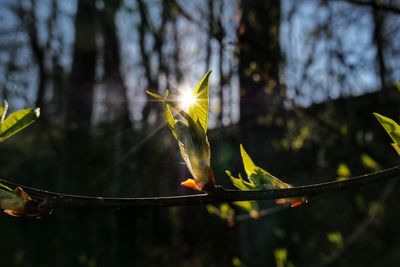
xmin=178 ymin=89 xmax=197 ymax=109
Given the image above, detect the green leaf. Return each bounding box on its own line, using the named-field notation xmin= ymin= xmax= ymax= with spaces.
xmin=337 ymin=162 xmax=351 ymax=180
xmin=327 ymin=231 xmax=343 ymax=247
xmin=249 ymin=169 xmax=276 ymax=189
xmin=392 ymin=143 xmax=400 ymax=156
xmin=163 ymin=94 xmax=176 ymax=130
xmin=174 ymin=118 xmax=213 ymax=191
xmin=146 ymin=89 xmax=177 ymax=134
xmin=165 ymin=105 xmax=178 ymax=137
xmin=0 ymin=187 xmax=21 ymax=210
xmin=374 ymin=112 xmax=400 ymax=146
xmin=361 ymin=153 xmax=381 ymax=171
xmin=237 ymin=145 xmax=292 ymax=190
xmin=146 ymin=90 xmax=164 ymax=101
xmin=226 ymin=171 xmax=255 ymax=190
xmin=240 ymin=144 xmax=257 ymax=177
xmin=0 ymin=182 xmax=12 ymax=192
xmin=188 ymin=70 xmax=211 ymax=133
xmin=206 ymin=203 xmax=235 ymax=225
xmin=395 ymin=81 xmax=400 ymax=92
xmin=233 ymin=201 xmax=259 ymax=215
xmin=0 ymin=108 xmax=40 ymax=142
xmin=0 ymin=184 xmax=28 ymax=214
xmin=0 ymin=100 xmax=8 ymax=123
xmin=274 ymin=248 xmax=287 ymax=265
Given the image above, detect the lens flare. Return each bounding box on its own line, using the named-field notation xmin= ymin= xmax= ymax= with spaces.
xmin=178 ymin=89 xmax=196 ymax=109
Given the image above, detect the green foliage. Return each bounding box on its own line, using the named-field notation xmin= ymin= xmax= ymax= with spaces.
xmin=274 ymin=248 xmax=288 ymax=267
xmin=336 ymin=163 xmax=351 ymax=181
xmin=226 ymin=171 xmax=255 ymax=190
xmin=232 ymin=257 xmax=247 ymax=267
xmin=206 ymin=203 xmax=235 ymax=226
xmin=227 ymin=145 xmax=306 ymax=207
xmin=355 ymin=195 xmax=384 ymax=216
xmin=146 ymin=71 xmax=214 ymax=192
xmin=188 ymin=70 xmax=211 ymax=133
xmin=0 ymin=101 xmax=39 ymax=216
xmin=233 ymin=201 xmax=259 ymax=218
xmin=327 ymin=231 xmax=343 ymax=247
xmin=374 ymin=113 xmax=400 ymax=154
xmin=240 ymin=144 xmax=257 ymax=178
xmin=0 ymin=101 xmax=40 ymax=143
xmin=361 ymin=153 xmax=381 ymax=171
xmin=0 ymin=185 xmax=32 ymax=217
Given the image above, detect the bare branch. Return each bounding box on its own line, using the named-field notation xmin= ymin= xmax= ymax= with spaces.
xmin=1 ymin=166 xmax=399 ymax=216
xmin=341 ymin=0 xmax=400 ymax=15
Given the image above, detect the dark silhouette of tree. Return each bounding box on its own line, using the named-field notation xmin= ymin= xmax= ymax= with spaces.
xmin=238 ymin=0 xmax=282 ymax=128
xmin=100 ymin=0 xmax=131 ymax=129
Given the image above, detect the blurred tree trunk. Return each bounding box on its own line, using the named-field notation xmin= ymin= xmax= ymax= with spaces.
xmin=66 ymin=0 xmax=96 ymax=132
xmin=238 ymin=0 xmax=282 ymax=128
xmin=18 ymin=0 xmax=47 ymax=113
xmin=216 ymin=0 xmax=225 ymax=125
xmin=64 ymin=0 xmax=97 ymax=190
xmin=101 ymin=0 xmax=131 ymax=130
xmin=372 ymin=3 xmax=389 ymax=101
xmin=137 ymin=0 xmax=159 ymax=122
xmin=205 ymin=0 xmax=213 ymax=72
xmin=171 ymin=3 xmax=182 ymax=83
xmin=236 ymin=1 xmax=284 ymax=265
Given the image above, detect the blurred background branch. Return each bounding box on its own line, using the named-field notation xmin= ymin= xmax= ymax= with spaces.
xmin=0 ymin=0 xmax=400 ymax=266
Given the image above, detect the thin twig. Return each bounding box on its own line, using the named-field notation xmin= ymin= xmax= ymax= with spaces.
xmin=1 ymin=166 xmax=400 ymax=213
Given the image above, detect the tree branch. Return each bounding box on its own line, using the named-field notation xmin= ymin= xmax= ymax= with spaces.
xmin=342 ymin=0 xmax=400 ymax=15
xmin=1 ymin=166 xmax=400 ymax=214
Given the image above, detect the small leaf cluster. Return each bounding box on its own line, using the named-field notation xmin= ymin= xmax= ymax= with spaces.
xmin=147 ymin=71 xmax=215 ymax=192
xmin=374 ymin=113 xmax=400 ymax=155
xmin=0 ymin=101 xmax=40 ymax=217
xmin=226 ymin=145 xmax=307 ymax=208
xmin=149 ymin=71 xmax=307 ymax=224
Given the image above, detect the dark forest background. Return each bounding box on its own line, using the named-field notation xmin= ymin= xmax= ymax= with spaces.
xmin=1 ymin=0 xmax=400 ymax=266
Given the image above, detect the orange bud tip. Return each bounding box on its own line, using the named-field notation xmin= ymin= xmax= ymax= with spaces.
xmin=249 ymin=210 xmax=260 ymax=219
xmin=181 ymin=179 xmax=202 ymax=191
xmin=275 ymin=199 xmax=287 ymax=206
xmin=290 ymin=201 xmax=304 ymax=208
xmin=4 ymin=209 xmax=20 ymax=217
xmin=15 ymin=187 xmax=31 ymax=201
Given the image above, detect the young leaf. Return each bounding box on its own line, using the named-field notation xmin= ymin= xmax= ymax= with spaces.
xmin=146 ymin=90 xmax=164 ymax=101
xmin=0 ymin=184 xmax=30 ymax=216
xmin=392 ymin=143 xmax=400 ymax=156
xmin=174 ymin=119 xmax=214 ymax=192
xmin=0 ymin=108 xmax=40 ymax=142
xmin=229 ymin=145 xmax=307 ymax=207
xmin=373 ymin=112 xmax=400 ymax=146
xmin=207 ymin=203 xmax=235 ymax=226
xmin=0 ymin=184 xmax=43 ymax=217
xmin=146 ymin=73 xmax=215 ymax=192
xmin=164 ymin=103 xmax=176 ymax=130
xmin=233 ymin=201 xmax=260 ymax=219
xmin=226 ymin=171 xmax=255 ymax=190
xmin=241 ymin=145 xmax=290 ymax=189
xmin=249 ymin=170 xmax=275 ymax=189
xmin=240 ymin=144 xmax=257 ymax=178
xmin=360 ymin=154 xmax=381 ymax=171
xmin=188 ymin=70 xmax=211 ymax=133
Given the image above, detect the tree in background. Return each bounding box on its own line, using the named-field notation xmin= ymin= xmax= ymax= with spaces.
xmin=0 ymin=0 xmax=399 ymax=266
